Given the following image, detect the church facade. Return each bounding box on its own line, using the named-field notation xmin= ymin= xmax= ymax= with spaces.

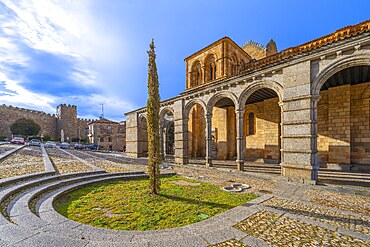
xmin=125 ymin=20 xmax=370 ymax=184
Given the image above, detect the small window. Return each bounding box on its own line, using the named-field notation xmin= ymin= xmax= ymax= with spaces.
xmin=100 ymin=125 xmax=104 ymax=130
xmin=100 ymin=137 xmax=104 ymax=142
xmin=108 ymin=137 xmax=112 ymax=142
xmin=107 ymin=125 xmax=112 ymax=130
xmin=248 ymin=112 xmax=255 ymax=135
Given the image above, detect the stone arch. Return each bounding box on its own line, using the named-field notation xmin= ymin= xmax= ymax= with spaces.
xmin=159 ymin=107 xmax=174 ymax=122
xmin=239 ymin=80 xmax=283 ymax=164
xmin=204 ymin=54 xmax=218 ymax=82
xmin=238 ymin=80 xmax=283 ymax=107
xmin=190 ymin=60 xmax=203 ymax=87
xmin=184 ymin=99 xmax=207 ymax=119
xmin=138 ymin=114 xmax=148 ymax=157
xmin=206 ymin=91 xmax=239 ymax=114
xmin=361 ymin=85 xmax=370 ymax=99
xmin=313 ymin=56 xmax=370 ymax=168
xmin=312 ymin=54 xmax=370 ymax=96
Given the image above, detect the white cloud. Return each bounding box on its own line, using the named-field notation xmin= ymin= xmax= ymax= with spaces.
xmin=0 ymin=0 xmax=136 ymax=119
xmin=0 ymin=72 xmax=56 ymax=112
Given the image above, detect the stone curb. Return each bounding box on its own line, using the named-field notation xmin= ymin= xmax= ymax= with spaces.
xmin=41 ymin=146 xmax=56 ymax=173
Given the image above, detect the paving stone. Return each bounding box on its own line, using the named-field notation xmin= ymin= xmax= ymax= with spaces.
xmin=13 ymin=233 xmax=87 ymax=247
xmin=149 ymin=235 xmax=208 ymax=247
xmin=201 ymin=227 xmax=247 ymax=245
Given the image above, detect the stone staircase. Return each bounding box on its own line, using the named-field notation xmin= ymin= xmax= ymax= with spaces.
xmin=0 ymin=170 xmax=163 ymax=246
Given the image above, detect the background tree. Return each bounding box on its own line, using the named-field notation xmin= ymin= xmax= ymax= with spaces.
xmin=10 ymin=118 xmax=41 ymax=139
xmin=146 ymin=39 xmax=161 ymax=195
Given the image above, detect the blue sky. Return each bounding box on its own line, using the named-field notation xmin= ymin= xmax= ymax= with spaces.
xmin=0 ymin=0 xmax=369 ymax=121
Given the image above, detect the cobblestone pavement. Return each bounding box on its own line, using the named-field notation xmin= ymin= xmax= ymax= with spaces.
xmin=234 ymin=210 xmax=368 ymax=247
xmin=208 ymin=239 xmax=250 ymax=247
xmin=0 ymin=146 xmax=43 ymax=166
xmin=0 ymin=150 xmax=369 ymax=246
xmin=262 ymin=197 xmax=370 ymax=235
xmin=46 ymin=148 xmax=93 ymax=174
xmin=72 ymin=150 xmax=143 ymax=172
xmin=306 ymin=188 xmax=370 ymax=217
xmin=0 ymin=163 xmax=44 ymax=179
xmin=0 ymin=144 xmax=18 ymax=154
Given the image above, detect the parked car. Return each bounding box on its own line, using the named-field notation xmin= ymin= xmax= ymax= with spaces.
xmin=28 ymin=139 xmax=41 ymax=146
xmin=74 ymin=143 xmax=85 ymax=150
xmin=60 ymin=142 xmax=70 ymax=149
xmin=86 ymin=144 xmax=99 ymax=150
xmin=44 ymin=141 xmax=56 ymax=148
xmin=10 ymin=137 xmax=25 ymax=145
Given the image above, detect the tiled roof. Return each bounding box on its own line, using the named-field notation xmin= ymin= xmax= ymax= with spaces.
xmin=239 ymin=19 xmax=370 ymax=75
xmin=186 ymin=19 xmax=370 ymax=92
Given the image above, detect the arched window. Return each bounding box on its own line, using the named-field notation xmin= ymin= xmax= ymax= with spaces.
xmin=231 ymin=54 xmax=238 ymax=76
xmin=191 ymin=61 xmax=202 ymax=87
xmin=248 ymin=112 xmax=255 ymax=135
xmin=205 ymin=55 xmax=217 ymax=82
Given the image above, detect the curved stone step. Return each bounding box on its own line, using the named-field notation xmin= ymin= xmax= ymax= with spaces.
xmin=0 ymin=170 xmax=105 ymax=224
xmin=10 ymin=171 xmax=145 ymax=230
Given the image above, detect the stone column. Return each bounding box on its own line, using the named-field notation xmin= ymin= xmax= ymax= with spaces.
xmin=235 ymin=108 xmax=245 ymax=171
xmin=281 ymin=95 xmax=320 ymax=184
xmin=160 ymin=123 xmax=165 ymax=160
xmin=125 ymin=112 xmax=140 ymax=158
xmin=174 ymin=99 xmax=188 ymax=165
xmin=205 ymin=112 xmax=213 ymax=167
xmin=280 ymin=61 xmax=319 ymax=184
xmin=279 ymin=101 xmax=284 ymax=165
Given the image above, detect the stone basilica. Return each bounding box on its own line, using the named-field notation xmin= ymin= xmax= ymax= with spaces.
xmin=125 ymin=20 xmax=370 ymax=184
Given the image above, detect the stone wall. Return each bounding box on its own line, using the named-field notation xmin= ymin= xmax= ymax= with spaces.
xmin=317 ymin=82 xmax=370 ymax=170
xmin=0 ymin=104 xmax=92 ymax=141
xmin=0 ymin=105 xmax=57 ymax=139
xmin=245 ymin=98 xmax=280 ymax=162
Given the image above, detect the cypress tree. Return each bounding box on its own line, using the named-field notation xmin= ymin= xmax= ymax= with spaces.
xmin=146 ymin=39 xmax=161 ymax=194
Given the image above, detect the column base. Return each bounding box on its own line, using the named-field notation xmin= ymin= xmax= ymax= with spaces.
xmin=175 ymin=156 xmax=188 ymax=165
xmin=281 ymin=163 xmax=318 ymax=185
xmin=205 ymin=157 xmax=213 ymax=168
xmin=236 ymin=160 xmax=244 ymax=171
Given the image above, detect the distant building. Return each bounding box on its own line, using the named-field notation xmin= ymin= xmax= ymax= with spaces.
xmin=0 ymin=104 xmax=92 ymax=141
xmin=88 ymin=117 xmax=126 ymax=151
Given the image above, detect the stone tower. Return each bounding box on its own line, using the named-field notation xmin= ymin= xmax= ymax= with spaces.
xmin=266 ymin=39 xmax=278 ymax=57
xmin=56 ymin=104 xmax=78 ymax=142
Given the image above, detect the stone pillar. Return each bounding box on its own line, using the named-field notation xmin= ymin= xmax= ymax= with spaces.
xmin=280 ymin=61 xmax=319 ymax=184
xmin=174 ymin=99 xmax=188 ymax=165
xmin=235 ymin=108 xmax=245 ymax=171
xmin=281 ymin=96 xmax=319 ymax=184
xmin=160 ymin=123 xmax=165 ymax=159
xmin=279 ymin=101 xmax=284 ymax=165
xmin=205 ymin=112 xmax=213 ymax=167
xmin=125 ymin=112 xmax=140 ymax=158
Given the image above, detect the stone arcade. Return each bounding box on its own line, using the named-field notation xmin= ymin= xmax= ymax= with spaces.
xmin=125 ymin=20 xmax=370 ymax=184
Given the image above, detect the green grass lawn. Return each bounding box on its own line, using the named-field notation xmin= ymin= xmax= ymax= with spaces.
xmin=54 ymin=175 xmax=258 ymax=231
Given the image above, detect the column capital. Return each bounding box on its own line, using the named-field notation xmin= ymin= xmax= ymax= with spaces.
xmin=235 ymin=107 xmax=245 ymax=115
xmin=311 ymin=94 xmax=321 ymax=102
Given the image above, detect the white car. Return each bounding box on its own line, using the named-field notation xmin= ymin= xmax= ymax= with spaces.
xmin=44 ymin=141 xmax=56 ymax=148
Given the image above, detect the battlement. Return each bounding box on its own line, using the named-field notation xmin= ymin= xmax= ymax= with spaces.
xmin=0 ymin=104 xmax=56 ymax=117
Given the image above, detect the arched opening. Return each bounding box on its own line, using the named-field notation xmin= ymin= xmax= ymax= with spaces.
xmin=317 ymin=65 xmax=370 ymax=172
xmin=191 ymin=61 xmax=202 ymax=87
xmin=211 ymin=97 xmax=237 ymax=161
xmin=230 ymin=54 xmax=238 ymax=76
xmin=243 ymin=88 xmax=281 ymax=164
xmin=138 ymin=116 xmax=148 ymax=157
xmin=187 ymin=103 xmax=206 ymax=161
xmin=205 ymin=55 xmax=217 ymax=82
xmin=161 ymin=111 xmax=175 ymax=158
